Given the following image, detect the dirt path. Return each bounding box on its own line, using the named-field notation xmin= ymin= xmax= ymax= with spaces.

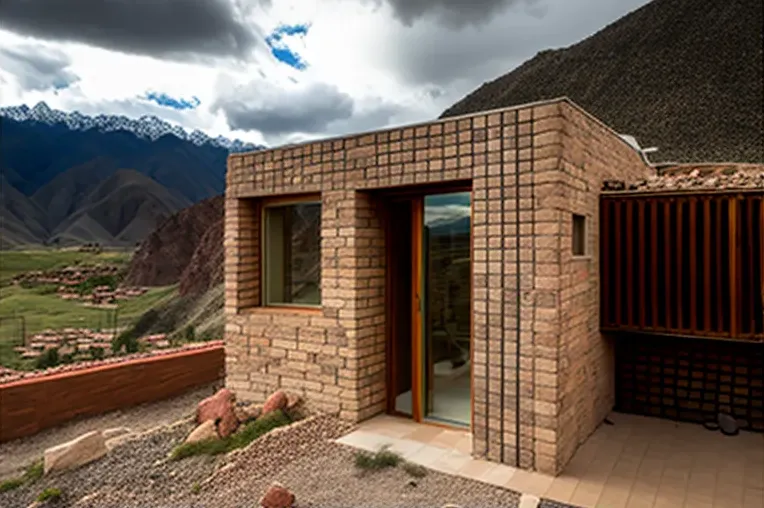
xmin=0 ymin=383 xmax=216 ymax=480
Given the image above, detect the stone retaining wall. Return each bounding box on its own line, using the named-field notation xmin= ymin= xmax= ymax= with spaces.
xmin=0 ymin=343 xmax=224 ymax=443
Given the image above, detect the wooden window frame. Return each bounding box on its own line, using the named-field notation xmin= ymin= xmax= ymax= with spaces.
xmin=260 ymin=193 xmax=322 ymax=310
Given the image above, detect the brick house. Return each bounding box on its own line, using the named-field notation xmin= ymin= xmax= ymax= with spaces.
xmin=224 ymin=97 xmax=657 ymax=475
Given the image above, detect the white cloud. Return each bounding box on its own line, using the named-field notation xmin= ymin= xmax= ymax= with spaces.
xmin=0 ymin=0 xmax=652 ymax=147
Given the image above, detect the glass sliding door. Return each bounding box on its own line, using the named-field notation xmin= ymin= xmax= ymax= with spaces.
xmin=421 ymin=192 xmax=472 ymax=426
xmin=384 ymin=188 xmax=472 ymax=428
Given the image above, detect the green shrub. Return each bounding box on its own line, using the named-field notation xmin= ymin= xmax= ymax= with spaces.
xmin=353 ymin=446 xmax=402 ymax=471
xmin=36 ymin=348 xmax=60 ymax=369
xmin=37 ymin=487 xmax=62 ymax=502
xmin=111 ymin=333 xmax=140 ymax=355
xmin=0 ymin=478 xmax=23 ymax=493
xmin=90 ymin=347 xmax=105 ymax=360
xmin=75 ymin=275 xmax=119 ymax=295
xmin=191 ymin=482 xmax=201 ymax=494
xmin=170 ymin=410 xmax=292 ymax=461
xmin=0 ymin=459 xmax=44 ymax=492
xmin=23 ymin=460 xmax=43 ymax=483
xmin=183 ymin=325 xmax=196 ymax=342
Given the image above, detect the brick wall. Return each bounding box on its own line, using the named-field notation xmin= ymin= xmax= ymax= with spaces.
xmin=0 ymin=344 xmax=224 ymax=443
xmin=225 ymin=97 xmax=651 ymax=475
xmin=551 ymin=102 xmax=655 ymax=472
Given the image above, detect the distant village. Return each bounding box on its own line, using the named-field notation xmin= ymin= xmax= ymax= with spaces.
xmin=10 ymin=264 xmax=148 ymax=306
xmin=12 ymin=328 xmax=171 ymax=362
xmin=5 ymin=263 xmax=167 ymax=368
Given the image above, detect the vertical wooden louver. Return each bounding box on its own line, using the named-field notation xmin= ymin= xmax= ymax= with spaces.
xmin=601 ymin=193 xmax=764 ymax=342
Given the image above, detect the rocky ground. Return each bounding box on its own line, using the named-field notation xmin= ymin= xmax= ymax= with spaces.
xmin=0 ymin=410 xmax=527 ymax=508
xmin=0 ymin=384 xmax=218 ymax=480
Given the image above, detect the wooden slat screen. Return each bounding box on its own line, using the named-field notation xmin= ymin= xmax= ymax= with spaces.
xmin=601 ymin=193 xmax=764 ymax=342
xmin=615 ymin=333 xmax=763 ymax=431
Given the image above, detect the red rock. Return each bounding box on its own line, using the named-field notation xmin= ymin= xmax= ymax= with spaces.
xmin=260 ymin=482 xmax=295 ymax=508
xmin=196 ymin=388 xmax=239 ymax=437
xmin=262 ymin=390 xmax=288 ymax=415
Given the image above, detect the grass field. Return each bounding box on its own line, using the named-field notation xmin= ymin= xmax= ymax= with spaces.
xmin=0 ymin=248 xmax=175 ymax=370
xmin=0 ymin=284 xmax=178 ymax=370
xmin=0 ymin=249 xmax=133 ymax=285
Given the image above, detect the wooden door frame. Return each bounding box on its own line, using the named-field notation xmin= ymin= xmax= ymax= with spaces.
xmin=382 ymin=183 xmax=474 ymax=429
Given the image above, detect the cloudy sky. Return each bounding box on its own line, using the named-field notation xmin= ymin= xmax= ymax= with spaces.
xmin=0 ymin=0 xmax=650 ymax=147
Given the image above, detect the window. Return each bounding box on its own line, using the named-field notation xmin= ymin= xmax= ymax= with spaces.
xmin=572 ymin=214 xmax=587 ymax=256
xmin=263 ymin=200 xmax=321 ymax=306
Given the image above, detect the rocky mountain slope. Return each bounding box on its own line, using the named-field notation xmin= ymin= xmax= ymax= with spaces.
xmin=442 ymin=0 xmax=763 ymax=164
xmin=0 ymin=106 xmax=260 ymax=248
xmin=124 ymin=195 xmax=224 ymax=291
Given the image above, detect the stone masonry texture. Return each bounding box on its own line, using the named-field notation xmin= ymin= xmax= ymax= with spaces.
xmin=224 ymin=97 xmax=654 ymax=475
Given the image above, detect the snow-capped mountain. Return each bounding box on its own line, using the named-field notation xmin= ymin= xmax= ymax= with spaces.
xmin=0 ymin=102 xmax=262 ymax=153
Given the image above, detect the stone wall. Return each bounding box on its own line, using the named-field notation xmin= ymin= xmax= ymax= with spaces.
xmin=224 ymin=97 xmax=651 ymax=475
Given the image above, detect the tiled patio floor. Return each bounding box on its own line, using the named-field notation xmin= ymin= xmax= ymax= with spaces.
xmin=335 ymin=412 xmax=764 ymax=508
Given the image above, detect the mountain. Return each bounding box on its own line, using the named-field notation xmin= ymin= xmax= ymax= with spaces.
xmin=441 ymin=0 xmax=763 ymax=164
xmin=0 ymin=101 xmax=260 ymax=153
xmin=0 ymin=105 xmax=263 ymax=248
xmin=123 ymin=195 xmax=224 ymax=288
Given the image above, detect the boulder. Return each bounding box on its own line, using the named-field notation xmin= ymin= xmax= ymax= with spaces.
xmin=185 ymin=420 xmax=219 ymax=443
xmin=234 ymin=403 xmax=262 ymax=424
xmin=102 ymin=427 xmax=131 ymax=440
xmin=285 ymin=392 xmax=301 ymax=411
xmin=263 ymin=390 xmax=288 ymax=415
xmin=260 ymin=482 xmax=295 ymax=508
xmin=718 ymin=412 xmax=739 ymax=436
xmin=44 ymin=431 xmax=108 ymax=474
xmin=197 ymin=388 xmax=238 ymax=438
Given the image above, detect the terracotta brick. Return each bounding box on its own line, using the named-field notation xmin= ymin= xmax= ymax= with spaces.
xmin=224 ymin=97 xmax=653 ymax=476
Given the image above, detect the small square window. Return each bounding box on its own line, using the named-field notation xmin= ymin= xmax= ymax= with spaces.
xmin=263 ymin=201 xmax=321 ymax=306
xmin=572 ymin=214 xmax=587 ymax=256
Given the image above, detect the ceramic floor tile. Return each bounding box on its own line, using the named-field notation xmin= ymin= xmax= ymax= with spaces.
xmin=569 ymin=480 xmax=605 ymax=508
xmin=653 ymin=493 xmax=686 ymax=508
xmin=481 ymin=463 xmax=517 ymax=487
xmin=543 ymin=476 xmax=580 ymax=504
xmin=385 ymin=437 xmax=426 ymax=459
xmin=404 ymin=425 xmax=445 ymax=444
xmin=405 ymin=443 xmax=450 ymax=468
xmin=625 ymin=487 xmax=658 ymax=508
xmin=429 ymin=428 xmax=471 ymax=450
xmin=335 ymin=430 xmax=390 ymax=452
xmin=742 ymin=487 xmax=764 ymax=508
xmin=505 ymin=470 xmax=555 ymax=498
xmin=428 ymin=449 xmax=472 ymax=475
xmin=457 ymin=458 xmax=496 ymax=481
xmin=594 ymin=487 xmax=631 ymax=508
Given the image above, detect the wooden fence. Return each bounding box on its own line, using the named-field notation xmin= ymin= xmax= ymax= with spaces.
xmin=601 ymin=192 xmax=764 ymax=342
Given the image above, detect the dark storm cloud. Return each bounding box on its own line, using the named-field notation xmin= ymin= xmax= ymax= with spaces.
xmin=372 ymin=0 xmax=542 ymax=28
xmin=214 ymin=82 xmax=355 ymax=137
xmin=0 ymin=0 xmax=264 ymax=61
xmin=0 ymin=44 xmax=80 ymax=91
xmin=373 ymin=0 xmax=652 ymax=86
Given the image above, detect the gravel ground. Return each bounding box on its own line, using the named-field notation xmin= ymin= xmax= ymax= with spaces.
xmin=538 ymin=500 xmax=580 ymax=508
xmin=0 ymin=416 xmax=221 ymax=508
xmin=0 ymin=383 xmax=218 ymax=480
xmin=1 ymin=412 xmax=524 ymax=508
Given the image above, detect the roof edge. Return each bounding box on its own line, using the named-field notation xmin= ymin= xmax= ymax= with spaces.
xmin=230 ymin=96 xmax=573 ymax=158
xmin=558 ymin=97 xmax=653 ymax=168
